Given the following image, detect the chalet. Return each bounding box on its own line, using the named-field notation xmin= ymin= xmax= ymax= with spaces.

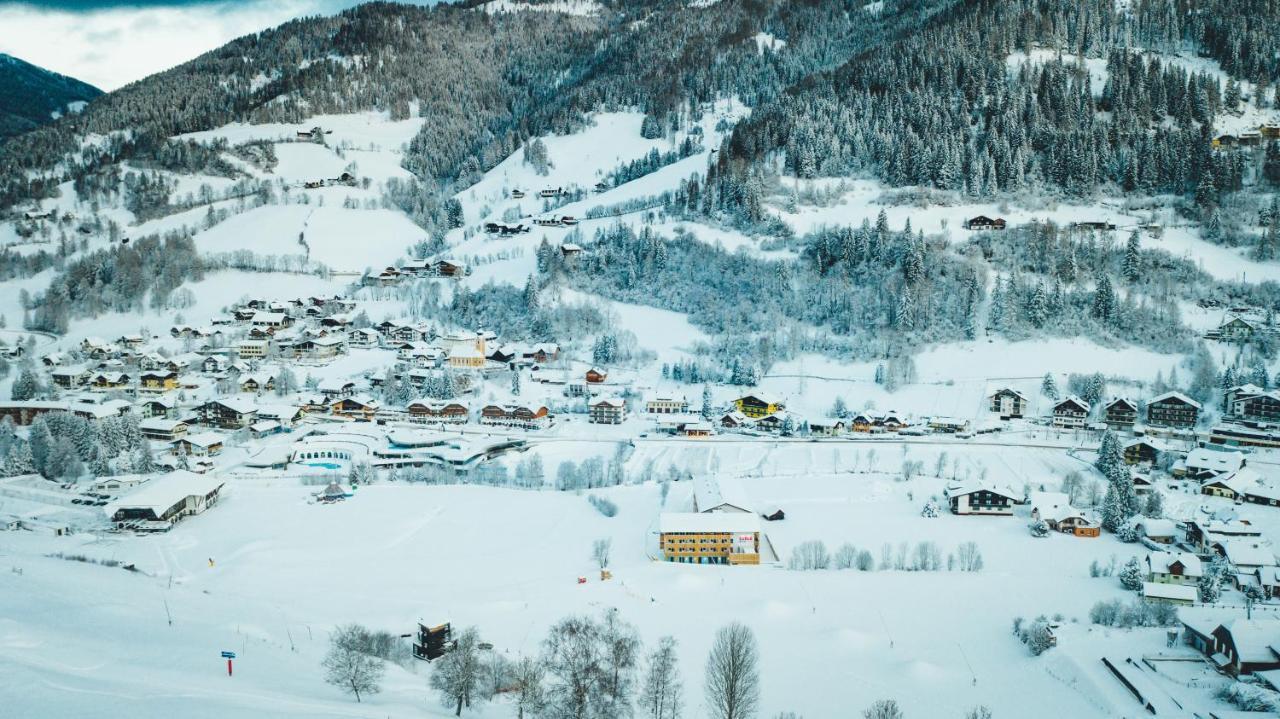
xmin=117 ymin=333 xmax=145 ymax=348
xmin=1210 ymin=620 xmax=1280 ymax=676
xmin=255 ymin=404 xmax=305 ymax=428
xmin=539 ymin=187 xmax=564 ymax=198
xmin=1146 ymin=391 xmax=1201 ymax=429
xmin=1188 ymin=519 xmax=1263 ymax=553
xmin=196 ymin=398 xmax=258 ymax=429
xmin=1123 ymin=437 xmax=1166 ymax=465
xmin=1204 ymin=467 xmax=1280 ymax=508
xmin=1240 ymin=131 xmax=1263 ymax=147
xmin=486 ymin=345 xmax=518 ymax=365
xmin=250 ymin=311 xmax=290 ymax=329
xmin=331 ymin=395 xmax=380 ymax=421
xmin=679 ymin=421 xmax=713 ymax=437
xmin=50 ymin=366 xmax=91 ymax=388
xmin=1218 ymin=316 xmax=1261 ymax=342
xmin=138 ymin=417 xmax=189 ymax=442
xmin=511 ymin=189 xmax=526 ymax=198
xmin=172 ymin=432 xmax=224 ymax=457
xmin=646 ymin=397 xmax=689 ymax=414
xmin=88 ymin=372 xmax=130 ymax=391
xmin=1103 ymin=398 xmax=1138 ymax=430
xmin=1129 ymin=468 xmax=1155 ymax=494
xmin=589 ymin=397 xmax=627 ymax=425
xmin=1132 ymin=517 xmax=1177 ymax=544
xmin=734 ymin=394 xmax=784 ymax=420
xmin=989 ymin=388 xmax=1028 ymax=418
xmin=135 ymin=395 xmax=178 ymax=419
xmin=41 ymin=351 xmax=69 ymax=367
xmin=1051 ymin=396 xmax=1090 ymax=429
xmin=318 ymin=379 xmax=356 ymax=399
xmin=479 ymin=404 xmax=550 ymax=430
xmin=104 ymin=470 xmax=224 ymax=527
xmin=0 ymin=344 xmax=22 ymax=360
xmin=1262 ymin=123 xmax=1280 ymax=139
xmin=963 ymin=215 xmax=1006 ymax=231
xmin=694 ymin=475 xmax=752 ymax=514
xmin=1184 ymin=447 xmax=1245 ymax=481
xmin=201 ymin=355 xmax=230 ymax=374
xmin=239 ymin=373 xmax=275 ymax=394
xmin=294 ymin=335 xmax=347 ymax=360
xmin=346 ymin=328 xmax=381 ymax=349
xmin=718 ymin=411 xmax=751 ymax=429
xmin=1071 ymin=221 xmax=1117 ymax=231
xmin=373 ymin=267 xmax=403 ymax=286
xmin=139 ymin=371 xmax=179 ymax=392
xmin=1231 ymin=389 xmax=1280 ymax=424
xmin=1029 ymin=491 xmax=1099 ymax=536
xmin=429 ymin=259 xmax=468 ymax=278
xmin=946 ymin=480 xmax=1018 ymax=516
xmin=1146 ymin=551 xmax=1203 ymax=586
xmin=559 ymin=216 xmax=578 ymax=226
xmin=560 ymin=243 xmax=585 ymax=258
xmin=407 ymin=400 xmax=470 ymax=424
xmin=1221 ymin=540 xmax=1277 ymax=576
xmin=659 ymin=512 xmax=760 ymax=565
xmin=483 ymin=222 xmax=529 ymax=236
xmin=585 ymin=367 xmax=608 ymax=384
xmin=522 ymin=343 xmax=559 ymax=365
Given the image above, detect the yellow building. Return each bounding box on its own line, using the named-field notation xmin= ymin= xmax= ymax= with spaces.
xmin=733 ymin=394 xmax=783 ymax=420
xmin=659 ymin=513 xmax=761 ymax=565
xmin=140 ymin=371 xmax=179 ymax=391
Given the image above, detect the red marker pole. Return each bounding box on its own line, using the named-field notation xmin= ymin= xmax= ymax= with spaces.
xmin=227 ymin=658 xmax=233 ymax=676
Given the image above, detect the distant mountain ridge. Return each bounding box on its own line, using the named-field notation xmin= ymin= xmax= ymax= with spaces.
xmin=0 ymin=52 xmax=103 ymax=141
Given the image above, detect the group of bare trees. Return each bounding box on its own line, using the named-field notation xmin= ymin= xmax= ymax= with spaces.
xmin=321 ymin=613 xmax=772 ymax=719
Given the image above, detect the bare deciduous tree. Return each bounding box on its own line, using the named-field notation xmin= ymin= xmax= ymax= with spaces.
xmin=511 ymin=656 xmax=547 ymax=719
xmin=705 ymin=622 xmax=759 ymax=719
xmin=863 ymin=699 xmax=903 ymax=719
xmin=430 ymin=626 xmax=486 ymax=716
xmin=592 ymin=538 xmax=612 ymax=570
xmin=322 ymin=623 xmax=385 ymax=703
xmin=639 ymin=635 xmax=682 ymax=719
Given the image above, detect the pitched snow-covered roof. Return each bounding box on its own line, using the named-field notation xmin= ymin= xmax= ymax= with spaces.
xmin=1029 ymin=491 xmax=1076 ymax=522
xmin=1218 ymin=618 xmax=1280 ymax=664
xmin=1149 ymin=390 xmax=1202 ymax=410
xmin=946 ymin=480 xmax=1019 ymax=500
xmin=1146 ymin=551 xmax=1203 ymax=578
xmin=659 ymin=512 xmax=759 ymax=534
xmin=1187 ymin=447 xmax=1245 ymax=474
xmin=179 ymin=432 xmax=224 ymax=448
xmin=694 ymin=475 xmax=753 ymax=514
xmin=1222 ymin=540 xmax=1278 ymax=569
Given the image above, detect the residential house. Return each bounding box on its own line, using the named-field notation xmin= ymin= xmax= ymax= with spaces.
xmin=989 ymin=388 xmax=1028 ymax=418
xmin=1029 ymin=491 xmax=1099 ymax=536
xmin=1231 ymin=389 xmax=1280 ymax=424
xmin=479 ymin=404 xmax=550 ymax=430
xmin=407 ymin=400 xmax=470 ymax=424
xmin=172 ymin=432 xmax=224 ymax=457
xmin=331 ymin=395 xmax=380 ymax=421
xmin=196 ymin=398 xmax=258 ymax=429
xmin=585 ymin=367 xmax=608 ymax=384
xmin=734 ymin=394 xmax=784 ymax=420
xmin=1103 ymin=398 xmax=1139 ymax=430
xmin=139 ymin=371 xmax=179 ymax=392
xmin=589 ymin=397 xmax=627 ymax=425
xmin=1052 ymin=396 xmax=1090 ymax=429
xmin=1184 ymin=447 xmax=1246 ymax=481
xmin=1209 ymin=620 xmax=1280 ymax=676
xmin=1133 ymin=517 xmax=1178 ymax=544
xmin=346 ymin=328 xmax=381 ymax=349
xmin=318 ymin=379 xmax=356 ymax=400
xmin=237 ymin=339 xmax=270 ymax=359
xmin=1147 ymin=391 xmax=1201 ymax=429
xmin=963 ymin=215 xmax=1007 ymax=231
xmin=139 ymin=417 xmax=189 ymax=442
xmin=135 ymin=395 xmax=178 ymax=419
xmin=1123 ymin=437 xmax=1167 ymax=465
xmin=50 ymin=366 xmax=91 ymax=388
xmin=1141 ymin=582 xmax=1198 ymax=606
xmin=946 ymin=481 xmax=1018 ymax=516
xmin=1146 ymin=551 xmax=1203 ymax=586
xmin=1188 ymin=519 xmax=1263 ymax=553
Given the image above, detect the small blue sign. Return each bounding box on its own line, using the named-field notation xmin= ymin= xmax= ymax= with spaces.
xmin=221 ymin=651 xmax=236 ymax=659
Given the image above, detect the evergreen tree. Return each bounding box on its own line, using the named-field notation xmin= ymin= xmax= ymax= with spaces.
xmin=1121 ymin=231 xmax=1141 ymax=282
xmin=1042 ymin=373 xmax=1059 ymax=400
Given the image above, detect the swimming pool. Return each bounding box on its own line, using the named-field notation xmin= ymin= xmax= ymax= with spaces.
xmin=302 ymin=462 xmax=343 ymax=470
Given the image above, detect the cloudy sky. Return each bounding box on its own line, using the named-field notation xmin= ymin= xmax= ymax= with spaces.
xmin=0 ymin=1 xmax=434 ymax=91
